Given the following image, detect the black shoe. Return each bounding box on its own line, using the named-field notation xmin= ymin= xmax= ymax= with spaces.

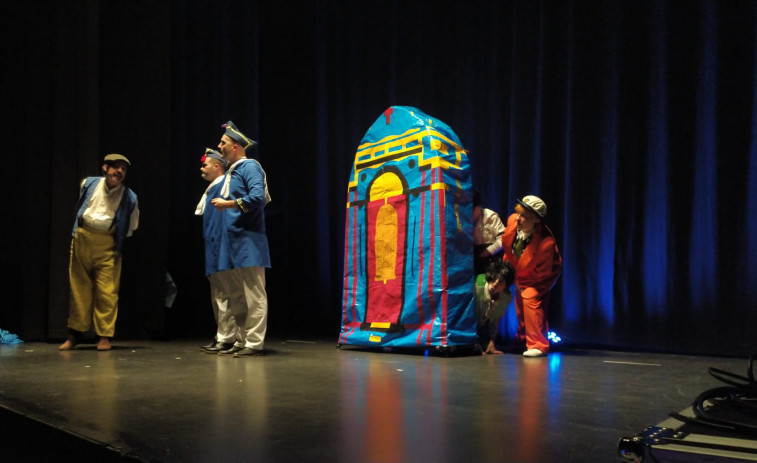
xmin=201 ymin=340 xmax=217 ymax=350
xmin=233 ymin=347 xmax=264 ymax=358
xmin=202 ymin=342 xmax=234 ymax=353
xmin=218 ymin=345 xmax=244 ymax=356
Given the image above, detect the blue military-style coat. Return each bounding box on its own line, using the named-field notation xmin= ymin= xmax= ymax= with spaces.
xmin=217 ymin=158 xmax=271 ymax=271
xmin=201 ymin=177 xmax=225 ymax=276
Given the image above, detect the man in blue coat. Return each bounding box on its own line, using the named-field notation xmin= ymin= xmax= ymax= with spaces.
xmin=211 ymin=121 xmax=271 ymax=357
xmin=195 ymin=149 xmax=238 ymax=353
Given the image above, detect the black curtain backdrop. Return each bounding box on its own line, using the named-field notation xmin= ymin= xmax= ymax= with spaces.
xmin=3 ymin=0 xmax=756 ymax=356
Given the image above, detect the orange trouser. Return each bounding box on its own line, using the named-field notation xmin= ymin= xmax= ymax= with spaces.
xmin=67 ymin=227 xmax=121 ymax=337
xmin=514 ymin=286 xmax=550 ymax=353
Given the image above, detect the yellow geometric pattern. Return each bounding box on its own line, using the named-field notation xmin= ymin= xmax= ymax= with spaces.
xmin=348 ymin=126 xmax=466 ymax=191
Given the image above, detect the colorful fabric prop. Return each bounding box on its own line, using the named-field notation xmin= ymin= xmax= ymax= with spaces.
xmin=339 ymin=106 xmax=475 ymax=348
xmin=0 ymin=329 xmax=23 ymax=344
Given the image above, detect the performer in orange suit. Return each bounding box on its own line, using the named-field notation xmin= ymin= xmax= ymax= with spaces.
xmin=501 ymin=195 xmax=562 ymax=357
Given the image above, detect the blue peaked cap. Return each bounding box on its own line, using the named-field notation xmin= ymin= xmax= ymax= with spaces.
xmin=222 ymin=121 xmax=257 ymax=150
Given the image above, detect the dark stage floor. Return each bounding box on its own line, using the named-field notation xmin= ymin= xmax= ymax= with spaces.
xmin=0 ymin=338 xmax=751 ymax=462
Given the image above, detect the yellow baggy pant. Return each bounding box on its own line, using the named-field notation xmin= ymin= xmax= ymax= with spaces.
xmin=67 ymin=227 xmax=122 ymax=337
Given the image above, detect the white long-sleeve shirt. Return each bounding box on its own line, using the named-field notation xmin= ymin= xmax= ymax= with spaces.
xmin=473 ymin=208 xmax=504 ymax=255
xmin=80 ymin=178 xmax=139 ymax=236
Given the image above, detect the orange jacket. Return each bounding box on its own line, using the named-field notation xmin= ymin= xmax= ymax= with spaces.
xmin=501 ymin=213 xmax=562 ymax=298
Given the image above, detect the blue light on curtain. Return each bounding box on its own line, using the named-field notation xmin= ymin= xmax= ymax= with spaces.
xmin=642 ymin=1 xmax=670 ymax=317
xmin=506 ymin=4 xmax=521 ymax=207
xmin=561 ymin=4 xmax=577 ymax=323
xmin=689 ymin=2 xmax=718 ymax=310
xmin=531 ymin=4 xmax=545 ymax=190
xmin=596 ymin=0 xmax=620 ymax=327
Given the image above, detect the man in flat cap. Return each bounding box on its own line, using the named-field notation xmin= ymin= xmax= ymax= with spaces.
xmin=211 ymin=121 xmax=271 ymax=358
xmin=501 ymin=195 xmax=561 ymax=357
xmin=59 ymin=154 xmax=140 ymax=351
xmin=195 ymin=148 xmax=238 ymax=353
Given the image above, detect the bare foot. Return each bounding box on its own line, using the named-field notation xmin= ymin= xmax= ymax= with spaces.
xmin=58 ymin=336 xmax=78 ymax=351
xmin=97 ymin=337 xmax=112 ymax=351
xmin=484 ymin=341 xmax=503 ymax=355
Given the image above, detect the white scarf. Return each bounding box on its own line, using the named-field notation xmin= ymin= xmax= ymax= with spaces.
xmin=194 ymin=176 xmax=224 ymax=216
xmin=516 ymin=228 xmax=533 ymax=241
xmin=220 ymin=158 xmax=271 ymax=206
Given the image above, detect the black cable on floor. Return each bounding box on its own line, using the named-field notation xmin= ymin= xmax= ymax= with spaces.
xmin=669 ymin=354 xmax=757 ymax=437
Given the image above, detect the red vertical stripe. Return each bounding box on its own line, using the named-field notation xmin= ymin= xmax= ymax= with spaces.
xmin=350 ymin=190 xmax=358 ymax=324
xmin=437 ymin=168 xmax=448 ymax=346
xmin=341 ymin=197 xmax=351 ymax=324
xmin=427 ymin=168 xmax=436 ymax=337
xmin=417 ymin=172 xmax=425 ymax=320
xmin=416 ymin=171 xmax=426 ymax=324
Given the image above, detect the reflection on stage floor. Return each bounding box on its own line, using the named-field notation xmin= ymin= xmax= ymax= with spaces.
xmin=0 ymin=339 xmax=748 ymax=462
